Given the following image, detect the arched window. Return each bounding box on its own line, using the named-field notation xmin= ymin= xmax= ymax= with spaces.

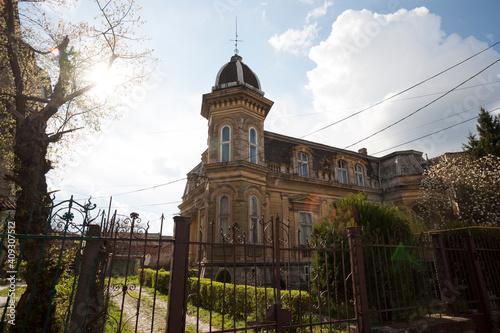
xmin=338 ymin=160 xmax=348 ymax=184
xmin=219 ymin=195 xmax=230 ymax=242
xmin=297 ymin=152 xmax=309 ymax=177
xmin=249 ymin=128 xmax=257 ymax=164
xmin=355 ymin=164 xmax=364 ymax=187
xmin=249 ymin=195 xmax=259 ymax=243
xmin=220 ymin=126 xmax=231 ymax=162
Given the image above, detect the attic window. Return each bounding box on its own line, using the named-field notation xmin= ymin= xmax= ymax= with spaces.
xmin=338 ymin=160 xmax=348 ymax=184
xmin=355 ymin=164 xmax=364 ymax=187
xmin=297 ymin=152 xmax=309 ymax=177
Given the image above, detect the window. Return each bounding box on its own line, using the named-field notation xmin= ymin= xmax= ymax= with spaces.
xmin=219 ymin=195 xmax=229 ymax=242
xmin=297 ymin=152 xmax=309 ymax=177
xmin=338 ymin=160 xmax=348 ymax=184
xmin=249 ymin=195 xmax=259 ymax=243
xmin=249 ymin=128 xmax=257 ymax=164
xmin=299 ymin=212 xmax=313 ymax=246
xmin=221 ymin=126 xmax=231 ymax=162
xmin=355 ymin=164 xmax=364 ymax=187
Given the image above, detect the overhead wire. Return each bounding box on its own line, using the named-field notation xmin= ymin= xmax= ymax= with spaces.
xmin=362 ymin=97 xmax=500 ymax=146
xmin=344 ymin=57 xmax=500 ymax=149
xmin=300 ymin=40 xmax=500 ymax=140
xmin=267 ymin=80 xmax=500 ymax=121
xmin=372 ymin=107 xmax=500 ymax=155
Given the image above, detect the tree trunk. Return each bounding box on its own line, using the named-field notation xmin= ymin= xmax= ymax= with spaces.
xmin=12 ymin=116 xmax=59 ymax=332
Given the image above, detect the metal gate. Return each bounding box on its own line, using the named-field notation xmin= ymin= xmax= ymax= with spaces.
xmin=432 ymin=230 xmax=500 ymax=333
xmin=0 ymin=197 xmax=175 ymax=333
xmin=166 ymin=215 xmax=362 ymax=333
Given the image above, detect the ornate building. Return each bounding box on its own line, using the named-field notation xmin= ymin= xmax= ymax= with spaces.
xmin=178 ymin=54 xmax=427 ymax=283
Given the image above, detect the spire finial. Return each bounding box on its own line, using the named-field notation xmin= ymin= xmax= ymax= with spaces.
xmin=230 ymin=17 xmax=243 ymax=55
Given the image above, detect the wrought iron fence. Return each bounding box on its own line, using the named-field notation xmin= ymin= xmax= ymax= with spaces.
xmin=172 ymin=215 xmax=359 ymax=333
xmin=0 ymin=197 xmax=174 ymax=333
xmin=361 ymin=228 xmax=443 ymax=324
xmin=1 ymin=198 xmax=499 ymax=333
xmin=430 ymin=228 xmax=500 ymax=332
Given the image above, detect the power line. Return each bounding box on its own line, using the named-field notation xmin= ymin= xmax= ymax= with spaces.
xmin=300 ymin=40 xmax=500 ymax=139
xmin=108 ymin=178 xmax=187 ymax=197
xmin=363 ymin=97 xmax=500 ymax=145
xmin=267 ymin=80 xmax=500 ymax=121
xmin=372 ymin=107 xmax=500 ymax=155
xmin=344 ymin=57 xmax=500 ymax=149
xmin=61 ymin=178 xmax=188 ymax=199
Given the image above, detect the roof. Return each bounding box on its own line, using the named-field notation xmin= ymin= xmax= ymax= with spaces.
xmin=264 ymin=131 xmax=375 ymax=171
xmin=213 ymin=54 xmax=263 ymax=95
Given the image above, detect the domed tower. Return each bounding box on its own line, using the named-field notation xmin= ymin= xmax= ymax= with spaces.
xmin=180 ymin=54 xmax=274 ymax=258
xmin=201 ymin=54 xmax=274 ymax=165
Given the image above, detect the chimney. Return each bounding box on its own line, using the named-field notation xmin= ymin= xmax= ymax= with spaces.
xmin=358 ymin=148 xmax=367 ymax=155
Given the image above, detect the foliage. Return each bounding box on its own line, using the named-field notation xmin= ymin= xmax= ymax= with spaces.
xmin=311 ymin=192 xmax=417 ymax=320
xmin=418 ymin=154 xmax=500 ymax=229
xmin=463 ymin=108 xmax=500 ymax=160
xmin=139 ymin=268 xmax=170 ymax=295
xmin=186 ymin=277 xmax=309 ymax=323
xmin=7 ymin=242 xmax=81 ymax=332
xmin=319 ymin=192 xmax=413 ymax=237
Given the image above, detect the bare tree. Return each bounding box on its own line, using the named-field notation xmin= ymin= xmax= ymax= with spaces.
xmin=1 ymin=0 xmax=154 ymax=330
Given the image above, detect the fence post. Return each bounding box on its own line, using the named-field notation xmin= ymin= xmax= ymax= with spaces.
xmin=464 ymin=235 xmax=493 ymax=331
xmin=347 ymin=226 xmax=370 ymax=333
xmin=69 ymin=224 xmax=101 ymax=332
xmin=166 ymin=216 xmax=191 ymax=333
xmin=431 ymin=233 xmax=459 ymax=316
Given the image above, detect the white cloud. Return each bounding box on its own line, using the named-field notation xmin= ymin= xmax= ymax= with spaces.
xmin=268 ymin=23 xmax=318 ymax=55
xmin=269 ymin=1 xmax=332 ymax=55
xmin=303 ymin=7 xmax=500 ymax=157
xmin=306 ymin=0 xmax=333 ymax=23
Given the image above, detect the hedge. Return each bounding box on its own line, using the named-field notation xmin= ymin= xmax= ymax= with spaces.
xmin=138 ymin=270 xmax=310 ymax=322
xmin=139 ymin=268 xmax=170 ymax=295
xmin=187 ymin=278 xmax=310 ymax=322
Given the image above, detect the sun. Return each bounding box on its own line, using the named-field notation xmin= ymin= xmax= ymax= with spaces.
xmin=88 ymin=63 xmax=122 ymax=97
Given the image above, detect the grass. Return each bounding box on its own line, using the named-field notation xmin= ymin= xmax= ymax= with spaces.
xmin=0 ymin=275 xmax=349 ymax=332
xmin=104 ymin=300 xmax=135 ymax=333
xmin=0 ymin=285 xmax=26 ymax=297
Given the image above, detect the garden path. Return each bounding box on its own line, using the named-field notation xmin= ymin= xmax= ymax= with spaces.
xmin=112 ymin=286 xmax=212 ymax=332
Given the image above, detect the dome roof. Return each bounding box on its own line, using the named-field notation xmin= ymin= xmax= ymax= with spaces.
xmin=213 ymin=54 xmax=263 ymax=95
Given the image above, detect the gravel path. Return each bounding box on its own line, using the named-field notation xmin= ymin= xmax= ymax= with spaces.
xmin=110 ymin=286 xmax=212 ymax=332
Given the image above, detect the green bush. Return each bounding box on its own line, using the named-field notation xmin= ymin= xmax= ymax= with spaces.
xmin=139 ymin=268 xmax=170 ymax=294
xmin=312 ymin=192 xmax=420 ymax=321
xmin=155 ymin=269 xmax=170 ymax=294
xmin=186 ymin=277 xmax=309 ymax=322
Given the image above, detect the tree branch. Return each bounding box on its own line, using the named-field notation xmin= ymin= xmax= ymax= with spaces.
xmin=4 ymin=0 xmax=27 ymax=117
xmin=47 ymin=127 xmax=83 ymax=143
xmin=5 ymin=100 xmax=24 ymax=120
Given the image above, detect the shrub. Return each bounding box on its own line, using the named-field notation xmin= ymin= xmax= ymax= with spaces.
xmin=138 ymin=268 xmax=170 ymax=294
xmin=186 ymin=277 xmax=309 ymax=322
xmin=155 ymin=269 xmax=170 ymax=294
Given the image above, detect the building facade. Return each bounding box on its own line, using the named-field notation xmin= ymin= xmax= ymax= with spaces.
xmin=178 ymin=54 xmax=427 ymax=284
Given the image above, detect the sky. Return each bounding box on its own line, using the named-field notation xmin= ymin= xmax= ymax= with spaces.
xmin=41 ymin=0 xmax=500 ymax=235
